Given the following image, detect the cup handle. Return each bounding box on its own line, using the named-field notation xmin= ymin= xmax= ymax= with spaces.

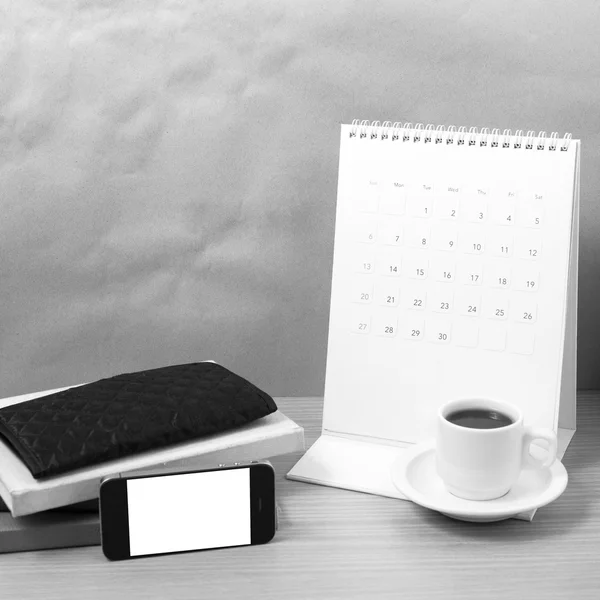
xmin=522 ymin=427 xmax=558 ymax=469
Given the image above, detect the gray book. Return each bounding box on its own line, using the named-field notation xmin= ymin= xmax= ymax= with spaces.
xmin=0 ymin=503 xmax=100 ymax=554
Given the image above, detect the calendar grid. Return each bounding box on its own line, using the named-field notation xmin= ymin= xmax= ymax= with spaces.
xmin=347 ymin=182 xmax=543 ymax=355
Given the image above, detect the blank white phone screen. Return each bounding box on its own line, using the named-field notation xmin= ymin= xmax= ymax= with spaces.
xmin=127 ymin=468 xmax=251 ymax=556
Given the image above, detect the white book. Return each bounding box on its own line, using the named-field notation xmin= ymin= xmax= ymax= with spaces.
xmin=0 ymin=384 xmax=304 ymax=517
xmin=288 ymin=121 xmax=579 ymax=521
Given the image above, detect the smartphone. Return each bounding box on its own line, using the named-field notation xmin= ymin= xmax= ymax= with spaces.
xmin=99 ymin=461 xmax=275 ymax=560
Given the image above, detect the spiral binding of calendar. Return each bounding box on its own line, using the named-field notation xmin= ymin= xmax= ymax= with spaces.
xmin=349 ymin=120 xmax=572 ymax=151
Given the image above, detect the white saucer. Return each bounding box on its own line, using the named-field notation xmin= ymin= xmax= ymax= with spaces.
xmin=390 ymin=440 xmax=568 ymax=522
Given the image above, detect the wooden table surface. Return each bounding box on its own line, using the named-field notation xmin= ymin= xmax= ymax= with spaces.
xmin=0 ymin=394 xmax=599 ymax=600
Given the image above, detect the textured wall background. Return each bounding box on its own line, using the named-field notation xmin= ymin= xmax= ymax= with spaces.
xmin=1 ymin=0 xmax=599 ymax=398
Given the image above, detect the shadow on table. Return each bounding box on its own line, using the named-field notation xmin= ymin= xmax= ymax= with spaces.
xmin=413 ymin=497 xmax=589 ymax=542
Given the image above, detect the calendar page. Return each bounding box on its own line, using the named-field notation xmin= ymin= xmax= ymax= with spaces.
xmin=322 ymin=124 xmax=578 ymax=445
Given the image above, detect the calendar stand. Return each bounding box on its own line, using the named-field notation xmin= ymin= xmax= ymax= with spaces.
xmin=288 ymin=122 xmax=579 ymax=521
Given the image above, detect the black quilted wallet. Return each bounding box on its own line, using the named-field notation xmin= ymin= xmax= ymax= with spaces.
xmin=0 ymin=362 xmax=277 ymax=479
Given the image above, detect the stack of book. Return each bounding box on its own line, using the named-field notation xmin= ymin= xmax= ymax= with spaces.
xmin=0 ymin=376 xmax=304 ymax=554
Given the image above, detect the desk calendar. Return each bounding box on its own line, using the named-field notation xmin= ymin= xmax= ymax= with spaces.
xmin=288 ymin=121 xmax=580 ymax=519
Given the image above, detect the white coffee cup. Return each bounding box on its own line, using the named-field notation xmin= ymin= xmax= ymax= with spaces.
xmin=436 ymin=398 xmax=558 ymax=501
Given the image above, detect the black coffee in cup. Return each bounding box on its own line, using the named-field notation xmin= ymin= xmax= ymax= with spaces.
xmin=446 ymin=408 xmax=513 ymax=430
